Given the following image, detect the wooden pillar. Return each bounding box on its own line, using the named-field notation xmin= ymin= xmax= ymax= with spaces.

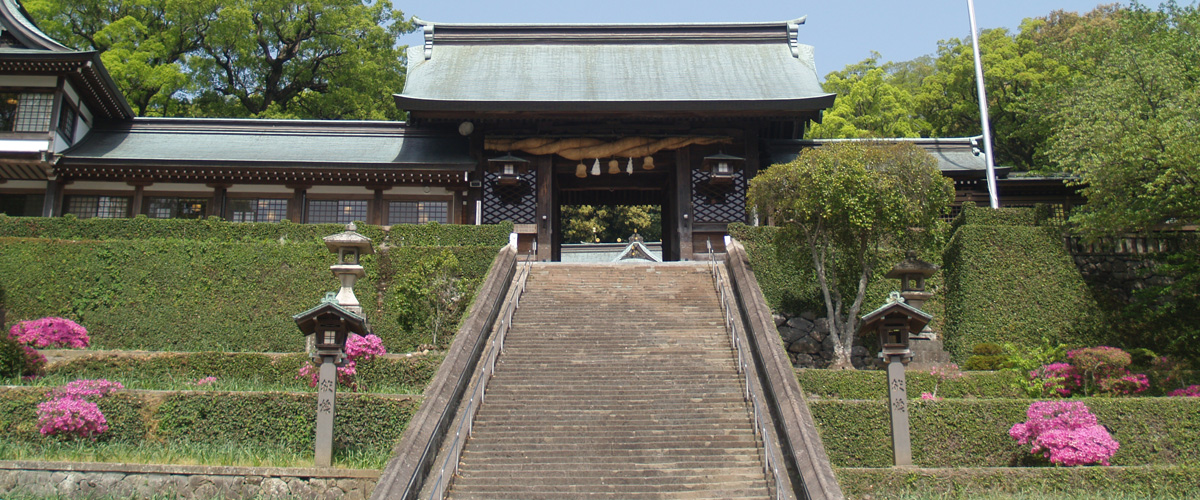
xmin=742 ymin=126 xmax=760 ymax=226
xmin=41 ymin=177 xmax=63 ymax=217
xmin=287 ymin=185 xmax=308 ymax=223
xmin=370 ymin=188 xmax=386 ymax=226
xmin=535 ymin=156 xmax=553 ymax=262
xmin=207 ymin=184 xmax=229 ymax=218
xmin=674 ymin=148 xmax=694 ymax=261
xmin=130 ymin=184 xmax=146 ymax=217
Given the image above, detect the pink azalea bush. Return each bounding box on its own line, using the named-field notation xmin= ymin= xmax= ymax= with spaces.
xmin=1027 ymin=347 xmax=1150 ymax=397
xmin=297 ymin=333 xmax=386 ymax=390
xmin=193 ymin=376 xmax=218 ymax=386
xmin=9 ymin=317 xmax=90 ymax=349
xmin=1168 ymin=385 xmax=1200 ymax=397
xmin=919 ymin=392 xmax=942 ymax=402
xmin=1029 ymin=362 xmax=1081 ymax=397
xmin=36 ymin=398 xmax=108 ymax=438
xmin=1009 ymin=401 xmax=1119 ymax=466
xmin=925 ymin=363 xmax=964 ymax=400
xmin=36 ymin=378 xmax=124 ymax=439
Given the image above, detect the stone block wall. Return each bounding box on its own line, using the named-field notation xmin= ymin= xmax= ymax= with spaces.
xmin=773 ymin=311 xmax=873 ymax=369
xmin=0 ymin=461 xmax=376 ymax=499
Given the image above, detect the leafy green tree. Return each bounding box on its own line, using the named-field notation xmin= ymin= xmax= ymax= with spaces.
xmin=25 ymin=0 xmax=212 ymax=116
xmin=191 ymin=0 xmax=411 ymax=119
xmin=560 ymin=205 xmax=661 ymax=243
xmin=1047 ymin=2 xmax=1200 ymax=236
xmin=807 ymin=54 xmax=928 ymax=139
xmin=25 ymin=0 xmax=412 ymax=119
xmin=748 ymin=143 xmax=953 ymax=369
xmin=916 ymin=26 xmax=1068 ymax=170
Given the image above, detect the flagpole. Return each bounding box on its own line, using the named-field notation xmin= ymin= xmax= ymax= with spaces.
xmin=967 ymin=0 xmax=1000 ymax=209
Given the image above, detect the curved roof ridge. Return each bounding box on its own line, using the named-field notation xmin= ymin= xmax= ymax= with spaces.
xmin=0 ymin=0 xmax=70 ymax=51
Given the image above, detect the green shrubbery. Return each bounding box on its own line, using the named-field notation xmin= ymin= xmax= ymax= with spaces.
xmin=809 ymin=397 xmax=1200 ymax=468
xmin=0 ymin=387 xmax=415 ymax=453
xmin=837 ymin=466 xmax=1200 ymax=499
xmin=942 ymin=204 xmax=1105 ymax=358
xmin=797 ymin=369 xmax=1025 ymax=400
xmin=35 ymin=351 xmax=442 ymax=393
xmin=0 ymin=218 xmax=508 ymax=352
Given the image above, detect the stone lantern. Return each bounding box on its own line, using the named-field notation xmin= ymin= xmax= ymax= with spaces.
xmin=294 ymin=293 xmax=368 ymax=365
xmin=884 ymin=251 xmax=939 ymax=323
xmin=701 ymin=152 xmax=744 ymax=185
xmin=860 ymin=291 xmax=932 ymax=468
xmin=323 ymin=223 xmax=373 ymax=314
xmin=487 ymin=153 xmax=529 ymax=186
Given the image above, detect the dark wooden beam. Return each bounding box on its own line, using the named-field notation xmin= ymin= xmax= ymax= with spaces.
xmin=675 ymin=147 xmax=694 ymax=261
xmin=535 ymin=155 xmax=553 ymax=262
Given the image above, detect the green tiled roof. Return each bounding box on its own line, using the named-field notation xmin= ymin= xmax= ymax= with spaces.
xmin=397 ymin=20 xmax=833 ymax=113
xmin=62 ymin=118 xmax=476 ymax=169
xmin=765 ymin=138 xmax=1012 ymax=178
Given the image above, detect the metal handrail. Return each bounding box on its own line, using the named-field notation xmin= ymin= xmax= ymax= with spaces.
xmin=425 ymin=250 xmax=534 ymax=499
xmin=707 ymin=238 xmax=788 ymax=500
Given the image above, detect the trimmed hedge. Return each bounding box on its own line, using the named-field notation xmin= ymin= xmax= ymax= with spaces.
xmin=942 ymin=206 xmax=1105 ymax=358
xmin=0 ymin=238 xmax=500 ymax=352
xmin=797 ymin=369 xmax=1025 ymax=400
xmin=949 ymin=201 xmax=1038 ymax=231
xmin=810 ymin=397 xmax=1200 ymax=468
xmin=36 ymin=351 xmax=442 ymax=392
xmin=837 ymin=466 xmax=1200 ymax=499
xmin=0 ymin=387 xmax=414 ymax=453
xmin=0 ymin=215 xmax=512 ymax=247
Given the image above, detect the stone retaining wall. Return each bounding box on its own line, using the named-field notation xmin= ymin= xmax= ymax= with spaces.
xmin=773 ymin=311 xmax=873 ymax=369
xmin=0 ymin=461 xmax=377 ymax=499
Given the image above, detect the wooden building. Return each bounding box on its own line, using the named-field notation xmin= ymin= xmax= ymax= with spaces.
xmin=0 ymin=4 xmax=1081 ymax=261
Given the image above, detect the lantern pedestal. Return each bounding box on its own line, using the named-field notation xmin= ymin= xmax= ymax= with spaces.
xmin=314 ymin=356 xmax=338 ymax=467
xmin=885 ymin=355 xmax=913 ymax=467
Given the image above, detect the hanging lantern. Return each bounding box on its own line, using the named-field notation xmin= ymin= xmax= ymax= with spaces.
xmin=591 ymin=159 xmax=600 ymax=176
xmin=487 ymin=153 xmax=530 ymax=186
xmin=642 ymin=156 xmax=655 ymax=170
xmin=608 ymin=159 xmax=620 ymax=175
xmin=575 ymin=162 xmax=587 ymax=178
xmin=626 ymin=157 xmax=633 ymax=175
xmin=701 ymin=152 xmax=745 ymax=185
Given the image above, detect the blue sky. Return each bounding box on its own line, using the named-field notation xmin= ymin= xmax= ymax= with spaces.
xmin=395 ymin=0 xmax=1126 ymax=80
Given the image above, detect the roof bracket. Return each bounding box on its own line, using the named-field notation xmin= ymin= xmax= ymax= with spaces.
xmin=423 ymin=22 xmax=434 ymax=60
xmin=787 ymin=16 xmax=806 ymax=58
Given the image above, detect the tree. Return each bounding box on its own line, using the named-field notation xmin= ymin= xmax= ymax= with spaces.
xmin=25 ymin=0 xmax=412 ymax=119
xmin=807 ymin=54 xmax=928 ymax=139
xmin=25 ymin=0 xmax=212 ymax=116
xmin=1047 ymin=2 xmax=1200 ymax=236
xmin=560 ymin=205 xmax=662 ymax=243
xmin=748 ymin=142 xmax=953 ymax=369
xmin=916 ymin=26 xmax=1069 ymax=170
xmin=191 ymin=0 xmax=411 ymax=119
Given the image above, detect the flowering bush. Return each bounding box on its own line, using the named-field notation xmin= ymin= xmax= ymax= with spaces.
xmin=297 ymin=333 xmax=386 ymax=390
xmin=9 ymin=317 xmax=90 ymax=349
xmin=36 ymin=398 xmax=108 ymax=438
xmin=1168 ymin=385 xmax=1200 ymax=397
xmin=1009 ymin=401 xmax=1119 ymax=466
xmin=50 ymin=379 xmax=125 ymax=400
xmin=193 ymin=376 xmax=218 ymax=386
xmin=925 ymin=363 xmax=964 ymax=400
xmin=36 ymin=378 xmax=123 ymax=439
xmin=1099 ymin=373 xmax=1150 ymax=395
xmin=919 ymin=392 xmax=942 ymax=402
xmin=1029 ymin=362 xmax=1081 ymax=397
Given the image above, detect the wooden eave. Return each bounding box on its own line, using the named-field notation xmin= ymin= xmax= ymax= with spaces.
xmin=53 ymin=163 xmax=472 ymax=187
xmin=0 ymin=51 xmax=134 ymax=120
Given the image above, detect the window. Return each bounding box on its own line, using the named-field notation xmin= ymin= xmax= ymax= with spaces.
xmin=57 ymin=100 xmax=78 ymax=141
xmin=388 ymin=200 xmax=448 ymax=225
xmin=146 ymin=197 xmax=208 ymax=219
xmin=0 ymin=92 xmax=53 ymax=132
xmin=64 ymin=195 xmax=130 ymax=218
xmin=307 ymin=199 xmax=367 ymax=224
xmin=0 ymin=193 xmax=45 ymax=216
xmin=230 ymin=198 xmax=288 ymax=222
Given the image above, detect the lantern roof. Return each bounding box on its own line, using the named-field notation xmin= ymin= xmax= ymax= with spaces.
xmin=488 ymin=153 xmax=530 ymax=164
xmin=703 ymin=152 xmax=745 ymax=162
xmin=859 ymin=292 xmax=933 ymax=333
xmin=323 ymin=223 xmax=375 ymax=255
xmin=293 ymin=292 xmax=369 ymax=336
xmin=884 ymin=251 xmax=940 ymax=280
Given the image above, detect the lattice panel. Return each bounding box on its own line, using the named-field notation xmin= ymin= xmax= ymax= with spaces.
xmin=482 ymin=171 xmax=537 ymax=224
xmin=692 ymin=169 xmax=746 ymax=223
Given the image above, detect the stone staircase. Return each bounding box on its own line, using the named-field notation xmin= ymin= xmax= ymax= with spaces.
xmin=446 ymin=263 xmax=771 ymax=499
